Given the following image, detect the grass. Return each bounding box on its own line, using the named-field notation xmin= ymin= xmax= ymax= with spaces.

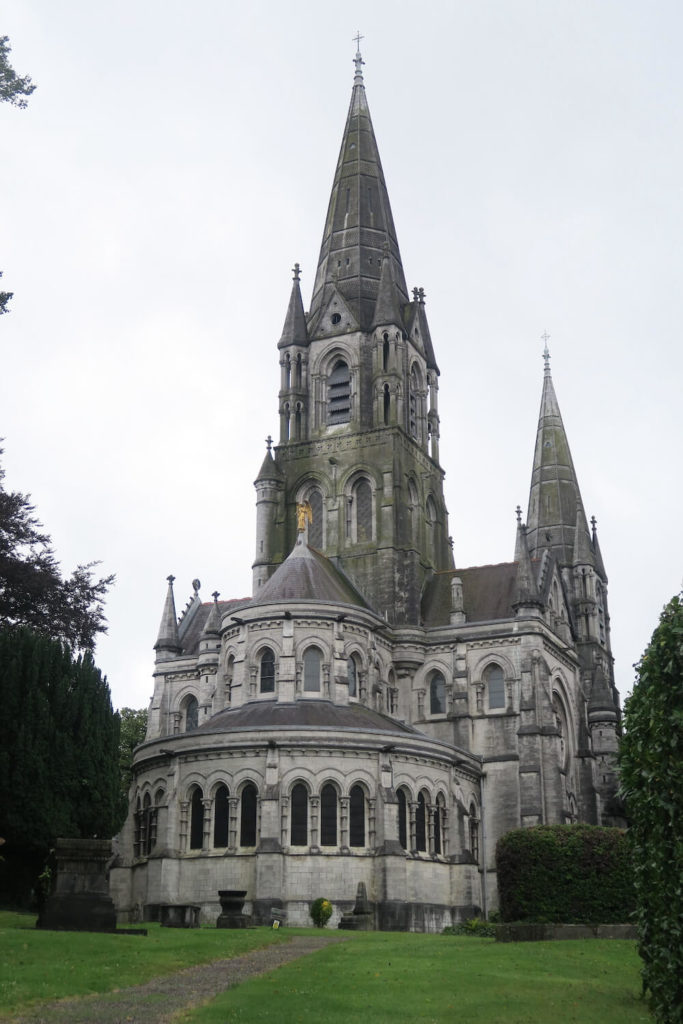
xmin=0 ymin=911 xmax=290 ymax=1014
xmin=176 ymin=933 xmax=647 ymax=1024
xmin=0 ymin=912 xmax=647 ymax=1024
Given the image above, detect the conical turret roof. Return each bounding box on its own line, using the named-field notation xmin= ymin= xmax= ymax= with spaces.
xmin=278 ymin=265 xmax=309 ymax=349
xmin=525 ymin=347 xmax=586 ymax=566
xmin=154 ymin=575 xmax=181 ymax=654
xmin=308 ymin=54 xmax=409 ymax=333
xmin=252 ymin=533 xmax=370 ymax=609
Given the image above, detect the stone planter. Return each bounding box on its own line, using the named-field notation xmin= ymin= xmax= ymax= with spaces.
xmin=216 ymin=889 xmax=251 ymax=928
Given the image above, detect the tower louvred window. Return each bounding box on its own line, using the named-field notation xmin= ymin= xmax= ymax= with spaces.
xmin=327 ymin=360 xmax=351 ymax=423
xmin=308 ymin=488 xmax=323 ymax=548
xmin=355 ymin=479 xmax=372 ymax=542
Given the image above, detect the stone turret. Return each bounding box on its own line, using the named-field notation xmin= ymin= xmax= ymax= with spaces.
xmin=154 ymin=575 xmax=181 ymax=661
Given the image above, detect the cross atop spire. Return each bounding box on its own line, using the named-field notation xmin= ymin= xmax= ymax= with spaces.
xmin=353 ymin=32 xmax=364 ymax=81
xmin=542 ymin=331 xmax=551 ymax=375
xmin=292 ymin=262 xmax=301 ymax=281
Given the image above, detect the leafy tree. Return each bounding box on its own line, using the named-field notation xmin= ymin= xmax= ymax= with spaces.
xmin=0 ymin=446 xmax=114 ymax=650
xmin=119 ymin=707 xmax=148 ymax=806
xmin=619 ymin=592 xmax=683 ymax=1024
xmin=0 ymin=35 xmax=35 ymax=107
xmin=1 ymin=35 xmax=36 ymax=313
xmin=0 ymin=271 xmax=11 ymax=316
xmin=0 ymin=627 xmax=122 ymax=905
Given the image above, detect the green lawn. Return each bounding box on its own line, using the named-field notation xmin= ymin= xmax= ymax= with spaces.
xmin=177 ymin=933 xmax=647 ymax=1024
xmin=0 ymin=911 xmax=290 ymax=1013
xmin=0 ymin=912 xmax=647 ymax=1024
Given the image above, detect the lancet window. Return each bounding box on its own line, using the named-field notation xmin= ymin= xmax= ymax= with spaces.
xmin=327 ymin=360 xmax=351 ymax=424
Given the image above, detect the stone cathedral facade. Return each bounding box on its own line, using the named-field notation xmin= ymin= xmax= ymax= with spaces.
xmin=111 ymin=54 xmax=623 ymax=931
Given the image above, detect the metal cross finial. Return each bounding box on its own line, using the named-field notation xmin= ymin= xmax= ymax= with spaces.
xmin=212 ymin=590 xmax=220 ymax=602
xmin=166 ymin=574 xmax=175 ymax=586
xmin=516 ymin=505 xmax=522 ymax=523
xmin=292 ymin=262 xmax=301 ymax=281
xmin=353 ymin=31 xmax=365 ymax=78
xmin=412 ymin=286 xmax=419 ymax=301
xmin=266 ymin=435 xmax=273 ymax=453
xmin=590 ymin=515 xmax=597 ymax=533
xmin=541 ymin=331 xmax=551 ymax=373
xmin=417 ymin=287 xmax=426 ymax=304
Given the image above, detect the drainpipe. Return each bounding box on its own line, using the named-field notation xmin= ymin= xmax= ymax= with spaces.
xmin=479 ymin=761 xmax=488 ymax=921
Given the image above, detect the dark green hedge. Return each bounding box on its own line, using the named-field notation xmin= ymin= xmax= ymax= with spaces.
xmin=496 ymin=824 xmax=634 ymax=923
xmin=619 ymin=592 xmax=683 ymax=1024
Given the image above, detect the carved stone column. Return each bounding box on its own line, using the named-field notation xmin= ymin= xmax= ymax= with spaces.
xmin=310 ymin=796 xmax=320 ymax=851
xmin=179 ymin=800 xmax=189 ymax=853
xmin=228 ymin=796 xmax=239 ymax=851
xmin=427 ymin=804 xmax=436 ymax=855
xmin=202 ymin=798 xmax=212 ymax=852
xmin=368 ymin=798 xmax=377 ymax=849
xmin=340 ymin=796 xmax=350 ymax=850
xmin=280 ymin=795 xmax=289 ymax=849
xmin=409 ymin=802 xmax=418 ymax=854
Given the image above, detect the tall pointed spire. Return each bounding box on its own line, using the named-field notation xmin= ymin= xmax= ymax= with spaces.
xmin=308 ymin=46 xmax=409 ymax=332
xmin=525 ymin=339 xmax=586 ymax=566
xmin=278 ymin=263 xmax=309 ymax=349
xmin=154 ymin=575 xmax=181 ymax=656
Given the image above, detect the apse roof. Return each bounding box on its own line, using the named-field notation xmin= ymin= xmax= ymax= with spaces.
xmin=252 ymin=536 xmax=371 ymax=609
xmin=194 ymin=698 xmax=419 ymax=737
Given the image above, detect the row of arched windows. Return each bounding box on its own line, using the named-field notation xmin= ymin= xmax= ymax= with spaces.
xmin=135 ymin=783 xmax=481 ymax=863
xmin=424 ymin=664 xmax=506 ymax=716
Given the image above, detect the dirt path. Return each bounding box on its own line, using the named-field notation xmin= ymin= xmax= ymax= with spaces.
xmin=6 ymin=934 xmax=347 ymax=1024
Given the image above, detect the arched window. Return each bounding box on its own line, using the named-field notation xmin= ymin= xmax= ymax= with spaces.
xmin=327 ymin=360 xmax=351 ymax=424
xmin=354 ymin=478 xmax=373 ymax=543
xmin=240 ymin=782 xmax=257 ymax=847
xmin=553 ymin=692 xmax=569 ymax=769
xmin=320 ymin=783 xmax=338 ymax=846
xmin=134 ymin=796 xmax=142 ymax=857
xmin=469 ymin=802 xmax=480 ymax=862
xmin=308 ymin=487 xmax=323 ymax=549
xmin=485 ymin=664 xmax=505 ymax=710
xmin=430 ymin=671 xmax=446 ymax=715
xmin=189 ymin=786 xmax=204 ymax=850
xmin=295 ymin=353 xmax=303 ymax=388
xmin=284 ymin=353 xmax=291 ymax=389
xmin=290 ymin=783 xmax=308 ymax=846
xmin=407 ymin=478 xmax=419 ymax=542
xmin=283 ymin=401 xmax=291 ymax=442
xmin=140 ymin=792 xmax=151 ymax=855
xmin=382 ymin=332 xmax=390 ymax=371
xmin=260 ymin=648 xmax=275 ymax=694
xmin=409 ymin=364 xmax=420 ymax=438
xmin=225 ymin=653 xmax=235 ymax=705
xmin=425 ymin=496 xmax=437 ymax=562
xmin=347 ymin=654 xmax=359 ymax=697
xmin=303 ymin=646 xmax=322 ymax=692
xmin=416 ymin=791 xmax=427 ymax=852
xmin=183 ymin=695 xmax=199 ymax=733
xmin=213 ymin=784 xmax=229 ymax=847
xmin=294 ymin=401 xmax=303 ymax=440
xmin=434 ymin=796 xmax=445 ymax=856
xmin=349 ymin=785 xmax=366 ymax=848
xmin=383 ymin=383 xmax=390 ymax=425
xmin=397 ymin=789 xmax=408 ymax=850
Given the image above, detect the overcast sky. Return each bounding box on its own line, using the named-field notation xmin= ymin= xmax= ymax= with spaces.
xmin=2 ymin=0 xmax=681 ymax=712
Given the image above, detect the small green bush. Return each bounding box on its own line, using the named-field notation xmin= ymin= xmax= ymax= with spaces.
xmin=309 ymin=897 xmax=333 ymax=927
xmin=443 ymin=917 xmax=497 ymax=937
xmin=496 ymin=824 xmax=634 ymax=924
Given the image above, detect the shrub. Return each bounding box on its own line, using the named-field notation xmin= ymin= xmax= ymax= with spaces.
xmin=310 ymin=897 xmax=333 ymax=928
xmin=443 ymin=917 xmax=497 ymax=937
xmin=619 ymin=592 xmax=683 ymax=1024
xmin=496 ymin=824 xmax=634 ymax=924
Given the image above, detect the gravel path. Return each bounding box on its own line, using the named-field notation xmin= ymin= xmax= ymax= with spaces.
xmin=6 ymin=934 xmax=348 ymax=1024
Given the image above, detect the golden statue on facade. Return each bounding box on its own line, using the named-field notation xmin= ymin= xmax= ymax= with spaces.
xmin=296 ymin=500 xmax=313 ymax=532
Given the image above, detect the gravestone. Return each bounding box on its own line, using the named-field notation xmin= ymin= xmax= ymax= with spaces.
xmin=38 ymin=838 xmax=117 ymax=932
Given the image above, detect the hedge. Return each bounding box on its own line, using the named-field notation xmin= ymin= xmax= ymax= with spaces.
xmin=496 ymin=824 xmax=634 ymax=923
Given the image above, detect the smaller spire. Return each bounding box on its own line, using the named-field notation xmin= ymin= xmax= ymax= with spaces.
xmin=277 ymin=263 xmax=308 ymax=349
xmin=201 ymin=590 xmax=222 ymax=637
xmin=154 ymin=574 xmax=181 ymax=655
xmin=573 ymin=498 xmax=595 ymax=567
xmin=542 ymin=331 xmax=551 ymax=376
xmin=590 ymin=515 xmax=608 ymax=582
xmin=352 ymin=31 xmax=365 ymax=82
xmin=513 ymin=520 xmax=543 ymax=613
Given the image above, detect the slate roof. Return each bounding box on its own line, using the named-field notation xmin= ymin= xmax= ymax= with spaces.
xmin=421 ymin=563 xmax=519 ymax=627
xmin=194 ymin=698 xmax=419 ymax=737
xmin=252 ymin=536 xmax=371 ymax=609
xmin=178 ymin=598 xmax=250 ymax=655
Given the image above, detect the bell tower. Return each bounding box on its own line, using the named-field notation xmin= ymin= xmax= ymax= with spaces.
xmin=253 ymin=48 xmax=453 ymax=623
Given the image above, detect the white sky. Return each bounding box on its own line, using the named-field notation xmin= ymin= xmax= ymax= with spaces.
xmin=2 ymin=1 xmax=681 ymax=712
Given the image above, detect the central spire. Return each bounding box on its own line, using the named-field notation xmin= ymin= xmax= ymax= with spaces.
xmin=307 ymin=49 xmax=410 ymax=332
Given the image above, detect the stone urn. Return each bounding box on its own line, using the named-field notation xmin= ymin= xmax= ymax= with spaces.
xmin=216 ymin=889 xmax=250 ymax=928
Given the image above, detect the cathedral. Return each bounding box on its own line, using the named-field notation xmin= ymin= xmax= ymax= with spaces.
xmin=110 ymin=51 xmax=623 ymax=931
